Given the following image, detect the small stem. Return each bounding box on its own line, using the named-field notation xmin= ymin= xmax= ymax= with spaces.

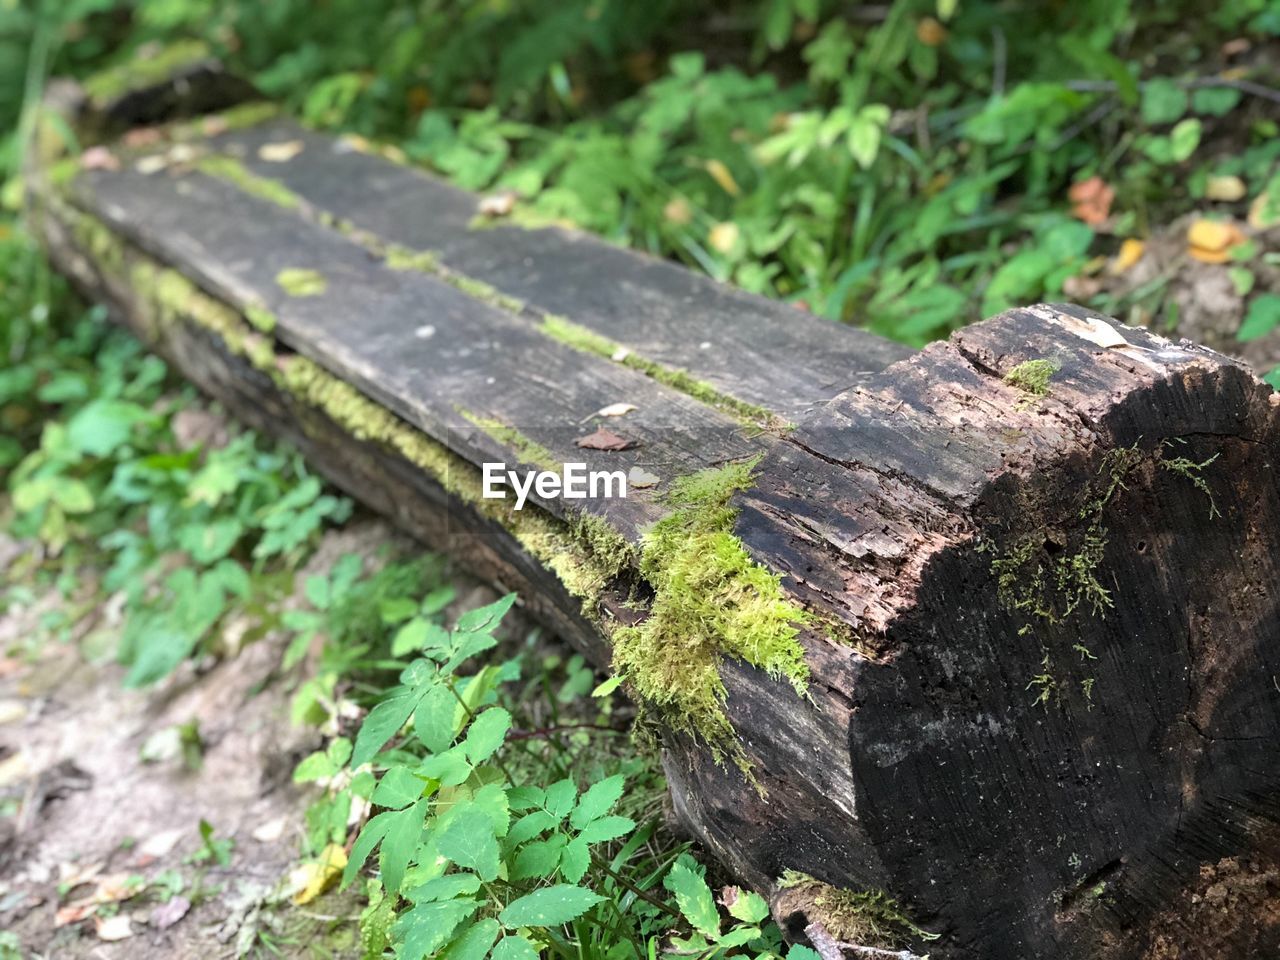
xmin=590 ymin=852 xmax=682 ymax=921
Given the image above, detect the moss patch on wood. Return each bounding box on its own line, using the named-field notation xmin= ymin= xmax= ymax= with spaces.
xmin=197 ymin=155 xmax=304 ymax=210
xmin=57 ymin=200 xmax=622 ymax=615
xmin=540 ymin=315 xmax=782 ymax=430
xmin=458 ymin=409 xmax=560 ymax=473
xmin=776 ymin=871 xmax=938 ymax=948
xmin=611 ymin=458 xmax=811 ymax=764
xmin=275 ymin=268 xmax=327 ymax=297
xmin=82 ymin=40 xmax=211 ymax=105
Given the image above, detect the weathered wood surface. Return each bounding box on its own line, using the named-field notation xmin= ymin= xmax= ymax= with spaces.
xmin=30 ymin=86 xmax=1280 ymax=960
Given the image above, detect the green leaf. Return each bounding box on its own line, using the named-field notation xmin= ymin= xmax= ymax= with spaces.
xmin=559 ymin=835 xmax=590 ymax=883
xmin=1192 ymin=86 xmax=1241 ymax=117
xmin=1239 ymin=294 xmax=1280 ymax=342
xmin=441 ymin=918 xmax=500 ymax=960
xmin=395 ymin=899 xmax=479 ymax=960
xmin=498 ymin=885 xmax=604 ymax=928
xmin=343 ymin=811 xmax=394 ymax=888
xmin=379 ymin=798 xmax=428 ymax=895
xmin=405 ymin=873 xmax=482 ymax=903
xmin=1141 ymin=78 xmax=1188 ymax=124
xmin=372 ymin=766 xmax=427 ymax=809
xmin=591 ymin=675 xmax=623 ymax=698
xmin=512 ymin=834 xmax=566 ymax=881
xmin=414 ymin=682 xmax=459 ymax=754
xmin=543 ymin=779 xmax=578 ymax=820
xmin=463 ymin=707 xmax=510 ymax=764
xmin=788 ymin=946 xmax=822 ymax=960
xmin=578 ymin=815 xmax=635 ymax=844
xmin=1264 ymin=366 xmax=1280 ymax=390
xmin=491 ymin=935 xmax=540 ymax=960
xmin=726 ymin=889 xmax=769 ymax=923
xmin=391 ymin=618 xmax=430 ymax=656
xmin=569 ymin=774 xmax=624 ymax=828
xmin=437 ymin=807 xmax=501 ymax=882
xmin=664 ymin=855 xmax=720 ymax=937
xmin=454 ymin=593 xmax=516 ymax=634
xmin=66 ymin=399 xmax=147 ymax=457
xmin=415 ymin=748 xmax=473 ymax=786
xmin=1168 ymin=118 xmax=1202 ymax=162
xmin=304 ymin=574 xmax=330 ymax=610
xmin=52 ymin=479 xmax=95 ymax=514
xmin=351 ymin=692 xmax=420 ymax=768
xmin=509 ymin=810 xmax=557 ymax=845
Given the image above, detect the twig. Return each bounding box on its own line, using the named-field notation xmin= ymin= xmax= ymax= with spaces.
xmin=1065 ymin=76 xmax=1280 ymax=105
xmin=506 ymin=721 xmax=626 ymax=741
xmin=990 ymin=27 xmax=1007 ymax=98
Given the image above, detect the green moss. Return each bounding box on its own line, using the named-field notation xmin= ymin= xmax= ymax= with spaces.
xmin=245 ymin=304 xmax=278 ymax=333
xmin=384 ymin=245 xmax=441 ymax=274
xmin=59 ymin=199 xmax=627 ymax=619
xmin=169 ymin=101 xmax=280 ymax=141
xmin=612 ymin=458 xmax=811 ymax=763
xmin=197 ymin=155 xmax=304 ymax=210
xmin=992 ymin=445 xmax=1142 ymax=627
xmin=540 ymin=315 xmax=781 ymax=429
xmin=777 ymin=871 xmax=938 ymax=948
xmin=82 ymin=40 xmax=210 ymax=104
xmin=276 ymin=268 xmax=327 ymax=297
xmin=1005 ymin=358 xmax=1060 ymax=396
xmin=1159 ymin=442 xmax=1220 ymax=519
xmin=1004 ymin=358 xmax=1061 ymax=411
xmin=458 ymin=409 xmax=560 ymax=472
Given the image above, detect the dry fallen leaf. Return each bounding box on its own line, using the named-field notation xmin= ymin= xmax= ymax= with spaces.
xmin=1205 ymin=175 xmax=1247 ymax=202
xmin=478 ymin=191 xmax=517 ymax=217
xmin=252 ymin=816 xmax=287 ymax=843
xmin=55 ymin=901 xmax=97 ymax=927
xmin=134 ymin=154 xmax=169 ymax=175
xmin=94 ymin=914 xmax=133 ymax=942
xmin=288 ymin=844 xmax=348 ymax=905
xmin=80 ymin=146 xmax=119 ymax=171
xmin=916 ymin=16 xmax=948 ymax=46
xmin=258 ymin=140 xmax=305 ymax=163
xmin=586 ymin=402 xmax=637 ymax=421
xmin=663 ymin=197 xmax=692 ymax=226
xmin=151 ymin=895 xmax=192 ymax=930
xmin=575 ymin=428 xmax=638 ymax=451
xmin=122 ymin=127 xmax=164 ymax=148
xmin=0 ymin=699 xmax=25 ymax=725
xmin=1108 ymin=238 xmax=1146 ymax=275
xmin=137 ymin=827 xmax=184 ymax=861
xmin=1068 ymin=176 xmax=1114 ymax=226
xmin=0 ymin=751 xmax=29 ymax=788
xmin=1187 ymin=218 xmax=1246 ymax=263
xmin=627 ymin=466 xmax=660 ymax=488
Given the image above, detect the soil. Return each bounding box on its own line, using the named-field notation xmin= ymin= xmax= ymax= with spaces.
xmin=0 ymin=520 xmax=432 ymax=959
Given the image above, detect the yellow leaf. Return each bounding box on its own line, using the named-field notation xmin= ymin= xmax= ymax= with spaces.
xmin=1187 ymin=218 xmax=1245 ymax=263
xmin=1108 ymin=238 xmax=1146 ymax=275
xmin=708 ymin=222 xmax=740 ymax=255
xmin=289 ymin=843 xmax=348 ymax=905
xmin=704 ymin=159 xmax=740 ymax=196
xmin=1205 ymin=175 xmax=1246 ymax=202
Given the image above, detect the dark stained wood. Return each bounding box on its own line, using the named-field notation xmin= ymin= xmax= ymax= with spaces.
xmin=32 ymin=85 xmax=1280 ymax=960
xmin=201 ymin=117 xmax=913 ymax=419
xmin=71 ymin=164 xmax=760 ymax=540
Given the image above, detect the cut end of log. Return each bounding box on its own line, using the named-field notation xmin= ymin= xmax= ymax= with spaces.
xmin=672 ymin=303 xmax=1280 ymax=958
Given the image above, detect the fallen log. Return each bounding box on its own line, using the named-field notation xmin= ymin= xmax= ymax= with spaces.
xmin=28 ymin=78 xmax=1280 ymax=960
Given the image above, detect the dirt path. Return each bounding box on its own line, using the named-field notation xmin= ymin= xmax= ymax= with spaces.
xmin=0 ymin=527 xmax=411 ymax=959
